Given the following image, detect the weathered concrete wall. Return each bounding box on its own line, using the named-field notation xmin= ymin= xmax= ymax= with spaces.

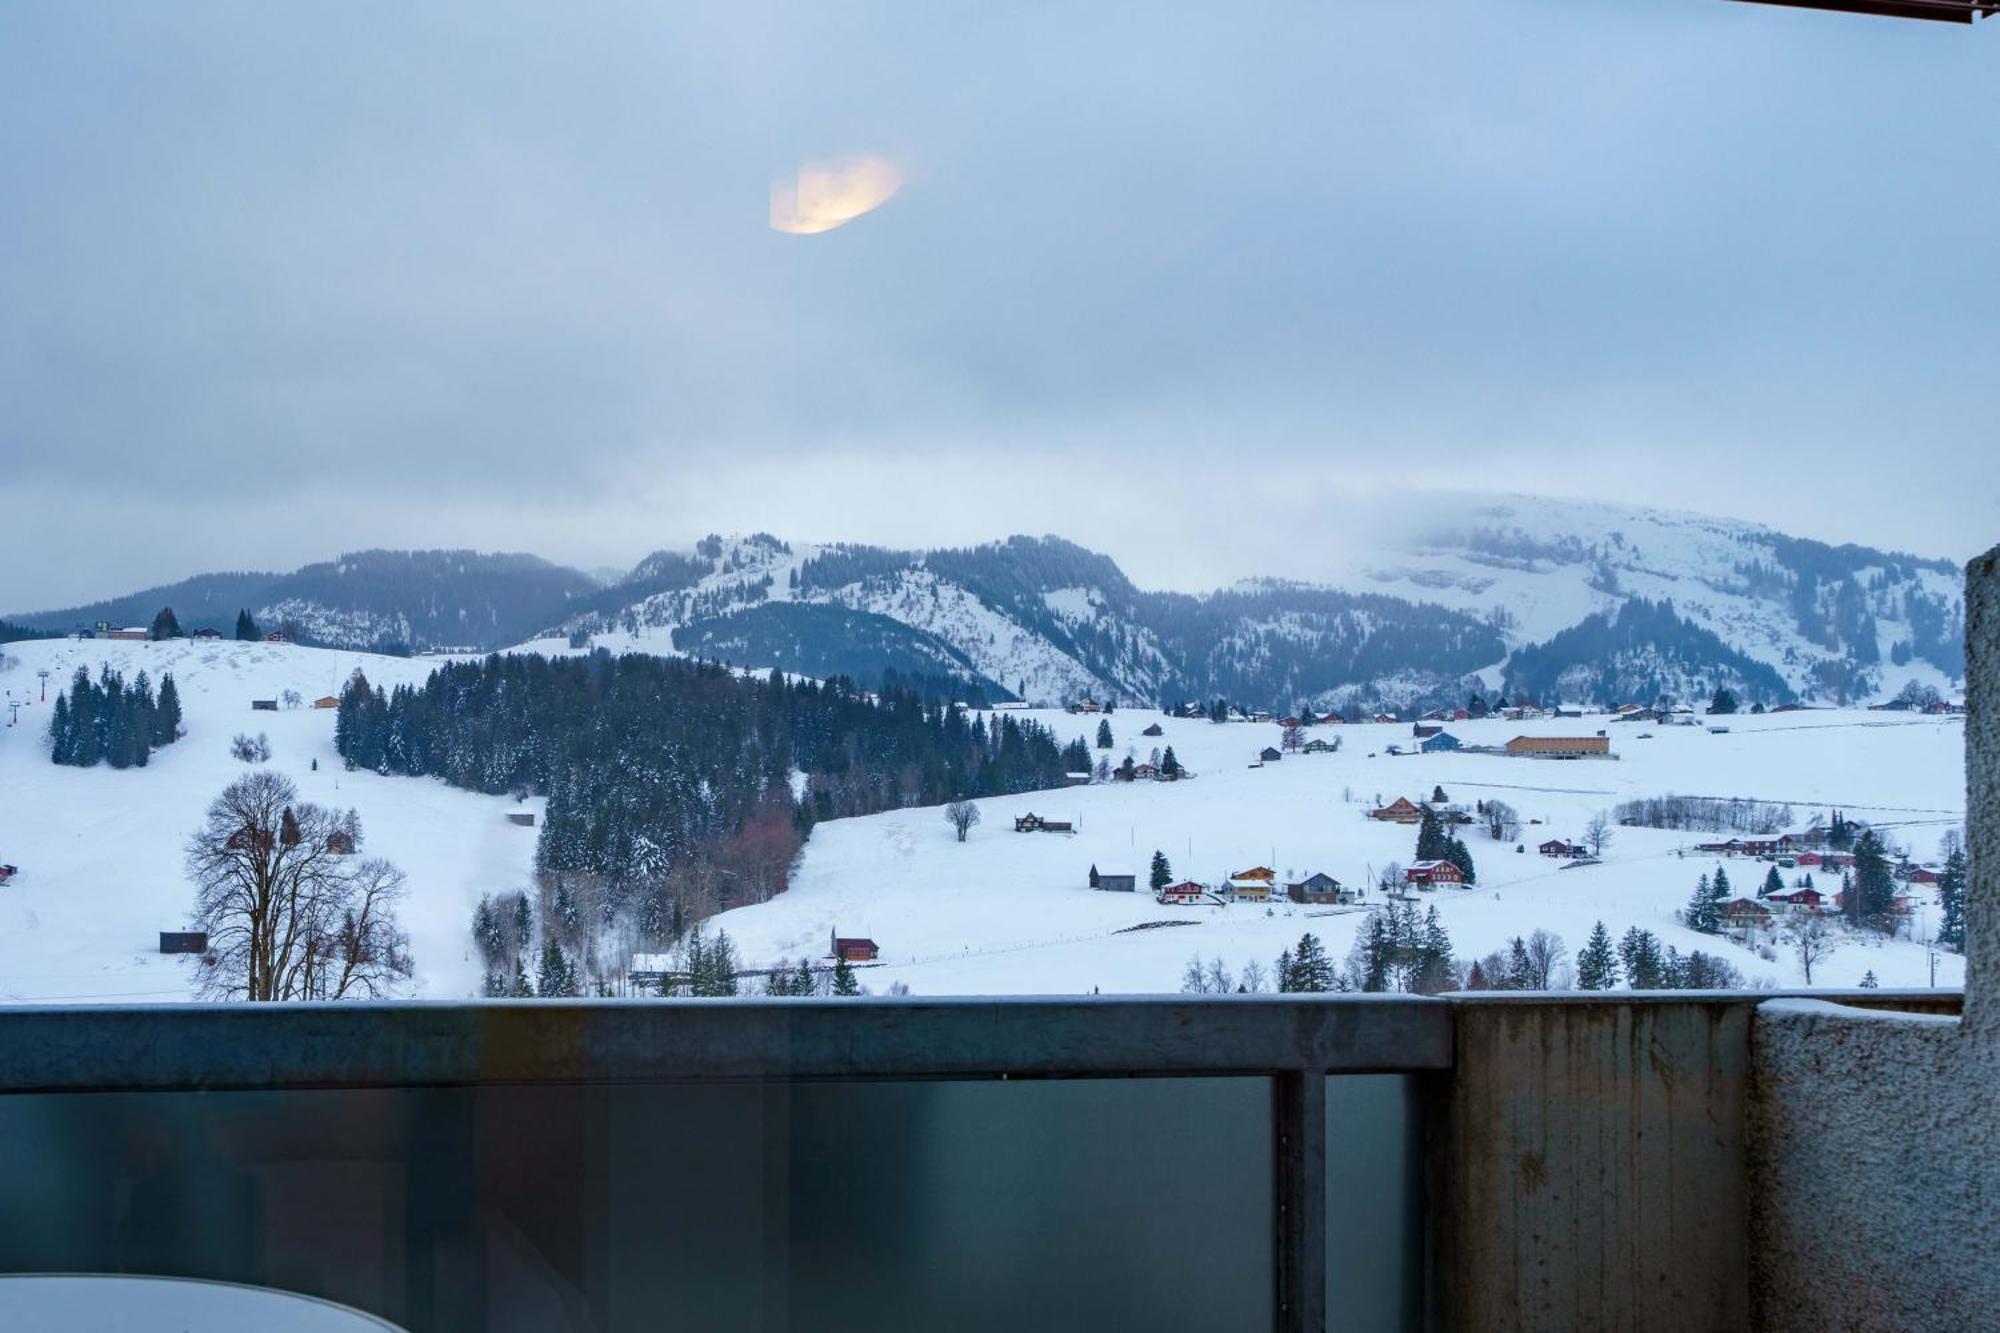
xmin=1966 ymin=544 xmax=1999 ymax=1042
xmin=1747 ymin=543 xmax=2000 ymax=1333
xmin=1432 ymin=997 xmax=1754 ymax=1332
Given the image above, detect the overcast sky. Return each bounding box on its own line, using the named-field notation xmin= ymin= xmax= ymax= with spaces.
xmin=3 ymin=0 xmax=1996 ymax=611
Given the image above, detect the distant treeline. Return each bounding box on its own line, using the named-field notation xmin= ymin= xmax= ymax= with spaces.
xmin=335 ymin=651 xmax=1074 ymax=928
xmin=1612 ymin=794 xmax=1795 ymax=835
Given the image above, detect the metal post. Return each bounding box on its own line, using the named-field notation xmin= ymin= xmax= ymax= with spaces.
xmin=1275 ymin=1070 xmax=1327 ymax=1333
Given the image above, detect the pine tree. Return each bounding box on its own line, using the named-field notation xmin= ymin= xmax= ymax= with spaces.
xmin=48 ymin=694 xmax=74 ymax=765
xmin=1432 ymin=784 xmax=1448 ymax=804
xmin=1505 ymin=937 xmax=1534 ymax=989
xmin=832 ymin=956 xmax=862 ymax=996
xmin=235 ymin=609 xmax=261 ymax=642
xmin=1938 ymin=848 xmax=1968 ymax=951
xmin=1160 ymin=746 xmax=1181 ymax=778
xmin=153 ymin=672 xmax=182 ymax=746
xmin=1849 ymin=829 xmax=1895 ymax=931
xmin=1346 ymin=911 xmax=1392 ymax=992
xmin=704 ymin=930 xmax=741 ymax=996
xmin=1096 ymin=719 xmax=1113 ymax=749
xmin=1709 ymin=685 xmax=1738 ymax=715
xmin=1415 ymin=806 xmax=1448 ymax=862
xmin=508 ymin=958 xmax=534 ymax=996
xmin=1576 ymin=921 xmax=1620 ymax=990
xmin=537 ymin=940 xmax=577 ymax=997
xmin=793 ymin=958 xmax=817 ymax=997
xmin=1685 ymin=871 xmax=1727 ymax=934
xmin=1285 ymin=933 xmax=1334 ymax=992
xmin=1761 ymin=866 xmax=1784 ymax=899
xmin=1413 ymin=907 xmax=1456 ymax=995
xmin=1858 ymin=970 xmax=1879 ymax=989
xmin=149 ymin=606 xmax=182 ymax=640
xmin=1149 ymin=850 xmax=1172 ymax=892
xmin=1618 ymin=927 xmax=1667 ymax=989
xmin=1443 ymin=835 xmax=1477 ymax=886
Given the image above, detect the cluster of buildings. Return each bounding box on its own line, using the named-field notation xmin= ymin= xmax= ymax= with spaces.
xmin=1089 ymin=863 xmax=1361 ymax=908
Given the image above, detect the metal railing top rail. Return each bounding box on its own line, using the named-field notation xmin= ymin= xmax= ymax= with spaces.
xmin=0 ymin=993 xmax=1453 ymax=1095
xmin=0 ymin=989 xmax=1959 ymax=1095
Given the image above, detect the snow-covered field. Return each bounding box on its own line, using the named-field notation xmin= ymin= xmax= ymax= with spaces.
xmin=710 ymin=707 xmax=1969 ymax=995
xmin=0 ymin=635 xmax=1969 ymax=1002
xmin=0 ymin=638 xmax=526 ymax=1002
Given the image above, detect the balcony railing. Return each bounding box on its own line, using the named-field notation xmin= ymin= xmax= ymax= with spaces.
xmin=0 ymin=989 xmax=1964 ymax=1332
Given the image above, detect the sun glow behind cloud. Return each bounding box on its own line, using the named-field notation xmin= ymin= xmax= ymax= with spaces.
xmin=769 ymin=156 xmax=903 ymax=234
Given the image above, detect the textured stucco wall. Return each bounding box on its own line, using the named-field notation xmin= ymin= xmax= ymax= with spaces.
xmin=1748 ymin=543 xmax=2000 ymax=1333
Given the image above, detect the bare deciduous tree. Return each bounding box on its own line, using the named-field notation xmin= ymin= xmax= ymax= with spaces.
xmin=1521 ymin=929 xmax=1570 ymax=989
xmin=1280 ymin=724 xmax=1305 ymax=753
xmin=1788 ymin=913 xmax=1836 ymax=985
xmin=186 ymin=771 xmax=412 ymax=1001
xmin=945 ymin=799 xmax=981 ymax=842
xmin=1585 ymin=812 xmax=1613 ymax=857
xmin=1485 ymin=799 xmax=1520 ymax=842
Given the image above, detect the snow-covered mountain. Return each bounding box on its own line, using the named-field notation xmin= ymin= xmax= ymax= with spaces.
xmin=8 ymin=550 xmax=601 ymax=654
xmin=6 ymin=499 xmax=1966 ymax=709
xmin=555 ymin=502 xmax=1965 ymax=710
xmin=1347 ymin=496 xmax=1964 ymax=705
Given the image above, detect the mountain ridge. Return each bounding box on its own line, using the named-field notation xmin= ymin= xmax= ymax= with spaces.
xmin=5 ymin=499 xmax=1966 ymax=710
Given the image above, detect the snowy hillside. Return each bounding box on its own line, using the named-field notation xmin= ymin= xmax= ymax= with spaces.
xmin=707 ymin=706 xmax=1969 ymax=996
xmin=550 ymin=501 xmax=1965 ymax=711
xmin=1352 ymin=495 xmax=1964 ymax=704
xmin=0 ymin=632 xmax=1968 ymax=1003
xmin=0 ymin=638 xmax=534 ymax=1002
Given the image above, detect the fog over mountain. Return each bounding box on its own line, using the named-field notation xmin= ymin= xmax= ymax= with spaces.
xmin=7 ymin=497 xmax=1964 ymax=712
xmin=3 ymin=3 xmax=1995 ymax=610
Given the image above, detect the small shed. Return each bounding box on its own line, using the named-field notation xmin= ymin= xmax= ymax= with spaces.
xmin=159 ymin=931 xmax=208 ymax=955
xmin=1142 ymin=723 xmax=1164 ymax=737
xmin=1088 ymin=865 xmax=1137 ymax=892
xmin=1418 ymin=731 xmax=1462 ymax=753
xmin=312 ymin=695 xmax=340 ymax=710
xmin=506 ymin=812 xmax=538 ymax=828
xmin=830 ymin=930 xmax=879 ymax=962
xmin=251 ymin=699 xmax=278 ymax=711
xmin=1259 ymin=746 xmax=1283 ymax=763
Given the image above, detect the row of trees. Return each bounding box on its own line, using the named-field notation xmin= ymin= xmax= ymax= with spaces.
xmin=1613 ymin=795 xmax=1794 ymax=835
xmin=48 ymin=666 xmax=182 ymax=768
xmin=1181 ymin=914 xmax=1760 ymax=996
